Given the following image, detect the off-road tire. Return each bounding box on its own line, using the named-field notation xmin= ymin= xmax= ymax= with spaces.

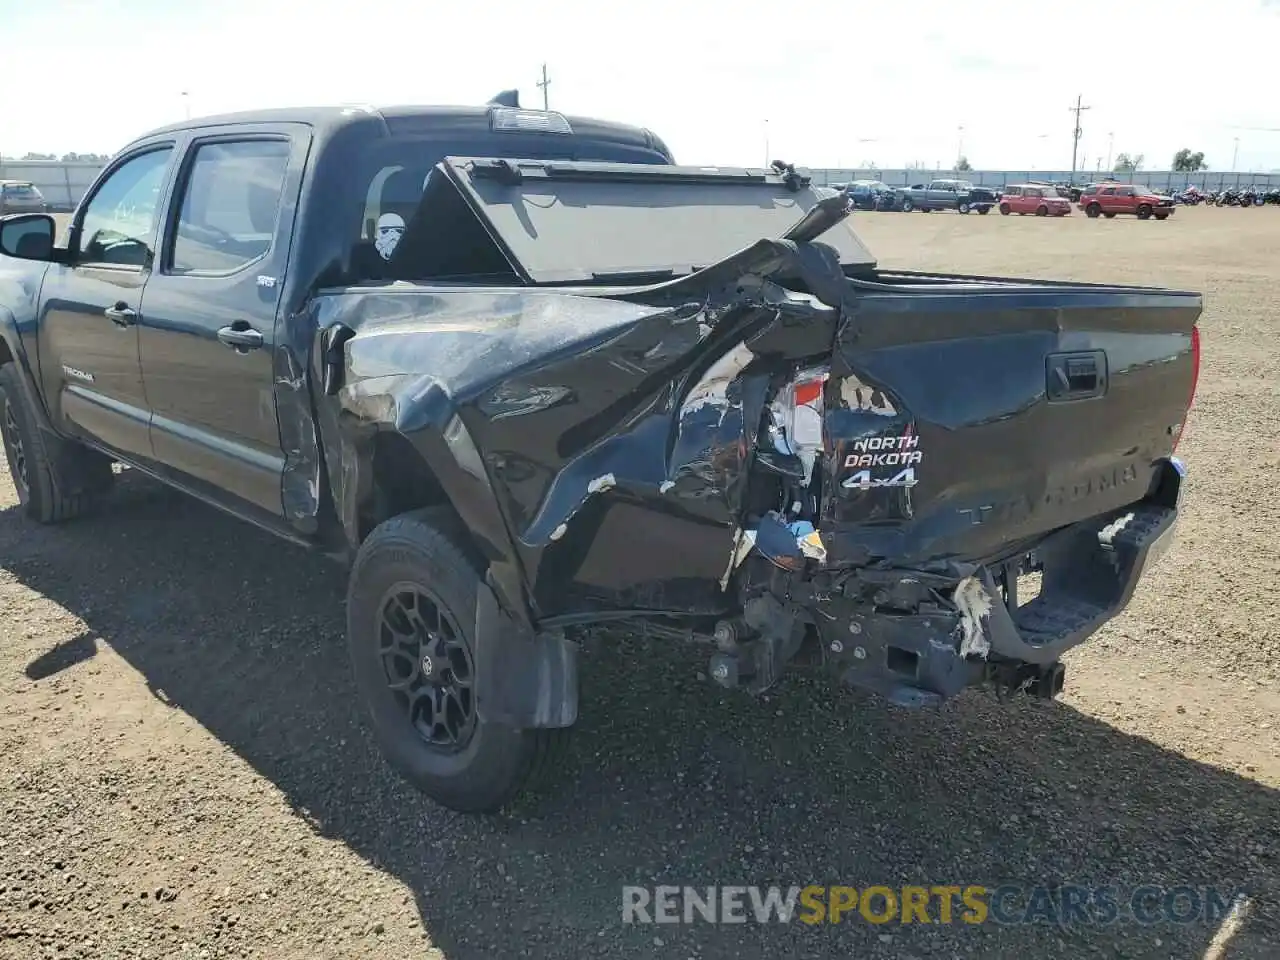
xmin=0 ymin=363 xmax=113 ymax=523
xmin=346 ymin=508 xmax=570 ymax=813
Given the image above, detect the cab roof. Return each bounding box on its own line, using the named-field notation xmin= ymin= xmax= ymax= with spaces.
xmin=131 ymin=101 xmax=673 ymax=161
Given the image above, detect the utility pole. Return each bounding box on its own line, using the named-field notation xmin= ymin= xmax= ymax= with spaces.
xmin=181 ymin=91 xmax=191 ymax=120
xmin=763 ymin=119 xmax=770 ymax=167
xmin=1106 ymin=132 xmax=1114 ymax=171
xmin=536 ymin=64 xmax=551 ymax=111
xmin=1069 ymin=94 xmax=1092 ymax=184
xmin=1232 ymin=137 xmax=1240 ymax=172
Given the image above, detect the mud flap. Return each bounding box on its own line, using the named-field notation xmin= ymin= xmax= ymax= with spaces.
xmin=474 ymin=576 xmax=578 ymax=729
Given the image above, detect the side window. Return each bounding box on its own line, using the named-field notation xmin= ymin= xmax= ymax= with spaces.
xmin=1100 ymin=188 xmax=1115 ymax=196
xmin=1006 ymin=187 xmax=1021 ymax=197
xmin=170 ymin=140 xmax=291 ymax=275
xmin=77 ymin=148 xmax=174 ymax=267
xmin=1027 ymin=188 xmax=1041 ymax=198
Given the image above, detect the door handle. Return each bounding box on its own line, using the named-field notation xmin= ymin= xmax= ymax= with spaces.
xmin=217 ymin=324 xmax=265 ymax=351
xmin=1046 ymin=351 xmax=1107 ymax=401
xmin=104 ymin=302 xmax=136 ymax=327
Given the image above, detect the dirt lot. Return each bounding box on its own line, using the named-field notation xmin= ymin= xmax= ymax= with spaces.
xmin=2 ymin=205 xmax=1278 ymax=960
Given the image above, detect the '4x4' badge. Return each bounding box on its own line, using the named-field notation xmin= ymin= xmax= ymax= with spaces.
xmin=842 ymin=467 xmax=918 ymax=490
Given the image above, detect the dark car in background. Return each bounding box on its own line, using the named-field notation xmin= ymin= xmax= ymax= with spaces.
xmin=837 ymin=179 xmax=911 ymax=212
xmin=0 ymin=181 xmax=47 ymax=215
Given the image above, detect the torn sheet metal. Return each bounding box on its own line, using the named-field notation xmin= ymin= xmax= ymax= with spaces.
xmin=680 ymin=342 xmax=755 ymax=420
xmin=840 ymin=371 xmax=898 ymax=417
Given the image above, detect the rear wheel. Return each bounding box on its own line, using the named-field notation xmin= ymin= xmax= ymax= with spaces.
xmin=999 ymin=203 xmax=1011 ymax=215
xmin=1104 ymin=212 xmax=1117 ymax=219
xmin=0 ymin=363 xmax=113 ymax=523
xmin=347 ymin=509 xmax=569 ymax=813
xmin=1086 ymin=203 xmax=1101 ymax=218
xmin=977 ymin=205 xmax=990 ymax=215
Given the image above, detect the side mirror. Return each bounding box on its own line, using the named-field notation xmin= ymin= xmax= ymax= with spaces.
xmin=0 ymin=214 xmax=56 ymax=262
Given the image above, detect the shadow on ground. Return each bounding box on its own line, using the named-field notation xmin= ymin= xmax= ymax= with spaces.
xmin=3 ymin=471 xmax=1277 ymax=959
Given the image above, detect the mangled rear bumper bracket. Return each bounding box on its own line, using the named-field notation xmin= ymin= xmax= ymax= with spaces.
xmin=805 ymin=458 xmax=1185 ymax=707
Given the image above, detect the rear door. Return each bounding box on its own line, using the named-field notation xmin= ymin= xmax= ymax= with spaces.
xmin=138 ymin=124 xmax=308 ymax=515
xmin=36 ymin=144 xmax=177 ymax=460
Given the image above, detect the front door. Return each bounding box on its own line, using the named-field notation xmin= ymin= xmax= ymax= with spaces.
xmin=138 ymin=128 xmax=305 ymax=515
xmin=36 ymin=145 xmax=177 ymax=461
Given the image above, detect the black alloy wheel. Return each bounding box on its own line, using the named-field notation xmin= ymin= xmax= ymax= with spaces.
xmin=1 ymin=396 xmax=29 ymax=502
xmin=377 ymin=582 xmax=477 ymax=751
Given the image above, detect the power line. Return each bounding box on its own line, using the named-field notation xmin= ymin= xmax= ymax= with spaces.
xmin=1069 ymin=94 xmax=1092 ymax=184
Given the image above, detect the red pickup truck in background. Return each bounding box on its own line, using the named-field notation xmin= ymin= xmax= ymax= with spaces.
xmin=1080 ymin=183 xmax=1175 ymax=220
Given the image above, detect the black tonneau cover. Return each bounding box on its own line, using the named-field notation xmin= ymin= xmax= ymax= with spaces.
xmin=390 ymin=157 xmax=876 ymax=285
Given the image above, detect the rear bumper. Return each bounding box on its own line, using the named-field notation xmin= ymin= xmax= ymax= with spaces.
xmin=817 ymin=458 xmax=1186 ymax=706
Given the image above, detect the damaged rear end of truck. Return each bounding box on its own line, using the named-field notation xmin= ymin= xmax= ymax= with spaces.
xmin=321 ymin=156 xmax=1201 ymax=720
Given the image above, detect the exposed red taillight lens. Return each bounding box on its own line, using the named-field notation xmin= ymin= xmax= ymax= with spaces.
xmin=1172 ymin=324 xmax=1201 ymax=452
xmin=792 ymin=379 xmax=824 ymax=408
xmin=1189 ymin=324 xmax=1201 ymax=405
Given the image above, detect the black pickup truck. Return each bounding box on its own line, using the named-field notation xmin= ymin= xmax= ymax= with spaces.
xmin=0 ymin=94 xmax=1201 ymax=813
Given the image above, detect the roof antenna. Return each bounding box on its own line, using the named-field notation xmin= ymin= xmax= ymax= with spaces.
xmin=488 ymin=89 xmax=520 ymax=108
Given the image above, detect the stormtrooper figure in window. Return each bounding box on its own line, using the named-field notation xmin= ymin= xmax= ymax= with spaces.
xmin=374 ymin=212 xmax=405 ymax=260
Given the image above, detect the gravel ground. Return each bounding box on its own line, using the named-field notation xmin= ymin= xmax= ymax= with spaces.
xmin=1 ymin=205 xmax=1277 ymax=960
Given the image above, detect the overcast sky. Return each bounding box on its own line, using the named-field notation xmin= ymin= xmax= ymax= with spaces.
xmin=4 ymin=0 xmax=1279 ymax=173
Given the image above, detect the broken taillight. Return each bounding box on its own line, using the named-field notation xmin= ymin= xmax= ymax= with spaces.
xmin=769 ymin=367 xmax=829 ymax=485
xmin=1171 ymin=324 xmax=1200 ymax=452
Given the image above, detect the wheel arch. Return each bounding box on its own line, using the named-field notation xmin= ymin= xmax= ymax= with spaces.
xmin=0 ymin=311 xmax=55 ymax=434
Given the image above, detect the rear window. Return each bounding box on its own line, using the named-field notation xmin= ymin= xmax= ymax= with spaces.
xmin=353 ymin=134 xmax=670 ymax=269
xmin=4 ymin=184 xmax=40 ymax=198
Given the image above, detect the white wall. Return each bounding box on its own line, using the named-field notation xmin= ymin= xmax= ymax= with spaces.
xmin=0 ymin=161 xmax=104 ymax=210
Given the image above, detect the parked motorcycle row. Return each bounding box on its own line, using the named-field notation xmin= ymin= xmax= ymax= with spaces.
xmin=1197 ymin=186 xmax=1280 ymax=206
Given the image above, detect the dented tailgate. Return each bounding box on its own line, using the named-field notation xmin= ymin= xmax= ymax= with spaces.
xmin=821 ymin=282 xmax=1202 ymax=566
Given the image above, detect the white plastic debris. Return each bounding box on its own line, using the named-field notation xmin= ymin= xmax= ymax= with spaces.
xmin=954 ymin=575 xmax=993 ymax=659
xmin=587 ymin=473 xmax=616 ymax=494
